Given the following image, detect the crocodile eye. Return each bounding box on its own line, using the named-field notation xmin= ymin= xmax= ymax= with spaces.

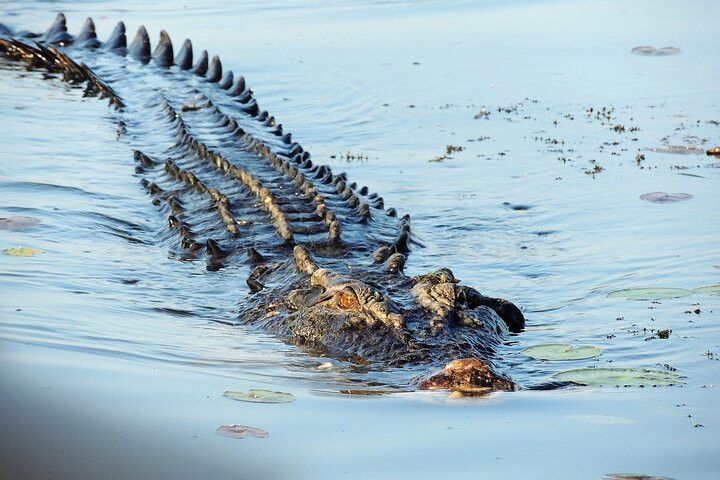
xmin=335 ymin=290 xmax=359 ymax=310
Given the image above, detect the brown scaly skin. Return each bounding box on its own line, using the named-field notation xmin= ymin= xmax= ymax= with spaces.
xmin=418 ymin=358 xmax=517 ymax=393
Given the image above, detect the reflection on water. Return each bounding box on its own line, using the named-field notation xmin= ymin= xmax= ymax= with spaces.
xmin=1 ymin=0 xmax=719 ymax=479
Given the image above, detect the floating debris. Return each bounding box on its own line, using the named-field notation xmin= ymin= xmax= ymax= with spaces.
xmin=631 ymin=46 xmax=681 ymax=56
xmin=216 ymin=424 xmax=269 ymax=439
xmin=473 ymin=108 xmax=491 ymax=119
xmin=0 ymin=216 xmax=42 ymax=230
xmin=224 ymin=389 xmax=295 ymax=403
xmin=640 ymin=192 xmax=693 ymax=203
xmin=445 ymin=144 xmax=464 ymax=154
xmin=2 ymin=246 xmax=44 ymax=257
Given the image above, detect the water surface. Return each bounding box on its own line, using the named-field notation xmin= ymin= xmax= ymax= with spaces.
xmin=1 ymin=1 xmax=719 ymax=479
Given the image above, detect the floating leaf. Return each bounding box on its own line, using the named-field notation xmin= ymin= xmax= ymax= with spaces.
xmin=605 ymin=475 xmax=675 ymax=480
xmin=0 ymin=216 xmax=41 ymax=230
xmin=631 ymin=46 xmax=657 ymax=55
xmin=216 ymin=424 xmax=269 ymax=439
xmin=224 ymin=389 xmax=294 ymax=403
xmin=554 ymin=368 xmax=684 ymax=387
xmin=654 ymin=47 xmax=682 ymax=56
xmin=631 ymin=46 xmax=681 ymax=56
xmin=521 ymin=344 xmax=602 ymax=361
xmin=693 ymin=284 xmax=720 ymax=295
xmin=607 ymin=287 xmax=691 ymax=301
xmin=3 ymin=246 xmax=44 ymax=257
xmin=640 ymin=192 xmax=693 ymax=203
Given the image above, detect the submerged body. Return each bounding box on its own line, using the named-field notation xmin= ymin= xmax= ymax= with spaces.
xmin=0 ymin=14 xmax=524 ymax=392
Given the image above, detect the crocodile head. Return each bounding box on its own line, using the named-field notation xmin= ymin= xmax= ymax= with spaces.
xmin=245 ymin=245 xmax=524 ymax=393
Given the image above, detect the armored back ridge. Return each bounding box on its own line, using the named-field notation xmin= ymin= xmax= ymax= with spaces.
xmin=0 ymin=13 xmax=525 ymax=393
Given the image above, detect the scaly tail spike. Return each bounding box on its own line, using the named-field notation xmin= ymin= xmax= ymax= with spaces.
xmin=174 ymin=39 xmax=192 ymax=69
xmin=45 ymin=12 xmax=73 ymax=45
xmin=206 ymin=54 xmax=222 ymax=82
xmin=218 ymin=70 xmax=234 ymax=89
xmin=129 ymin=25 xmax=150 ymax=63
xmin=105 ymin=21 xmax=127 ymax=51
xmin=190 ymin=49 xmax=208 ymax=75
xmin=76 ymin=17 xmax=100 ymax=48
xmin=153 ymin=30 xmax=174 ymax=67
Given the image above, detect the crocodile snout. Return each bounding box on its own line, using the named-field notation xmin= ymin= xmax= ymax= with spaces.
xmin=418 ymin=358 xmax=516 ymax=393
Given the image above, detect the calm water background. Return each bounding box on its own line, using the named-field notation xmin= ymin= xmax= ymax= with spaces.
xmin=1 ymin=1 xmax=719 ymax=478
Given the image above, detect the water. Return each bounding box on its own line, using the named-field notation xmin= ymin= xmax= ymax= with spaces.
xmin=1 ymin=1 xmax=719 ymax=479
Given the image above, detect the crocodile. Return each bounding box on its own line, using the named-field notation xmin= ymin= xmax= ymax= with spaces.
xmin=0 ymin=14 xmax=526 ymax=393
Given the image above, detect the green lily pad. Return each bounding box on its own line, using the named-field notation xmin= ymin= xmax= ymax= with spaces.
xmin=522 ymin=344 xmax=602 ymax=361
xmin=224 ymin=389 xmax=295 ymax=403
xmin=216 ymin=424 xmax=269 ymax=439
xmin=554 ymin=368 xmax=684 ymax=387
xmin=607 ymin=287 xmax=691 ymax=301
xmin=3 ymin=246 xmax=44 ymax=257
xmin=693 ymin=284 xmax=720 ymax=295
